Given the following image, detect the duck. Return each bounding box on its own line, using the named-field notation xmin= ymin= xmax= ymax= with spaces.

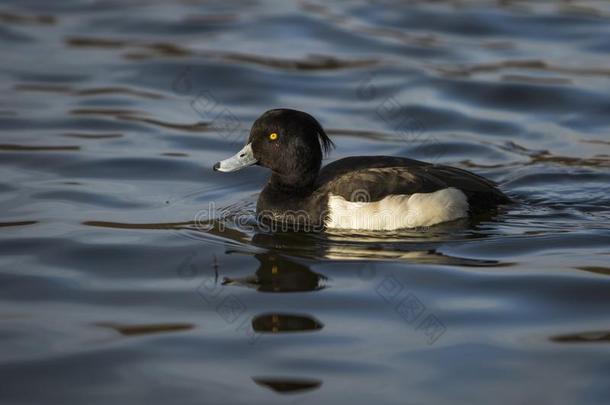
xmin=213 ymin=109 xmax=510 ymax=231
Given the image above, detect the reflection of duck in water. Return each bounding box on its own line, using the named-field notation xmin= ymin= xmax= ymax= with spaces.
xmin=222 ymin=252 xmax=327 ymax=292
xmin=252 ymin=377 xmax=322 ymax=394
xmin=251 ymin=313 xmax=323 ymax=333
xmin=249 ymin=232 xmax=502 ymax=266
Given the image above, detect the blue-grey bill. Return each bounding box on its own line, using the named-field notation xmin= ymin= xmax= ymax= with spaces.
xmin=214 ymin=143 xmax=257 ymax=172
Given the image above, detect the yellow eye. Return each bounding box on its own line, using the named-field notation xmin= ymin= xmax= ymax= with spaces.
xmin=269 ymin=132 xmax=278 ymax=140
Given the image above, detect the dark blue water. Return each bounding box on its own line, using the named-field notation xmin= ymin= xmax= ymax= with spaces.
xmin=1 ymin=1 xmax=610 ymax=404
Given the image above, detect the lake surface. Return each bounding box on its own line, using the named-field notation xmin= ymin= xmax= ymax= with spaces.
xmin=1 ymin=0 xmax=610 ymax=404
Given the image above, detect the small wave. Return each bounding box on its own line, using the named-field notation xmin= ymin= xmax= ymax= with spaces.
xmin=95 ymin=322 xmax=194 ymax=336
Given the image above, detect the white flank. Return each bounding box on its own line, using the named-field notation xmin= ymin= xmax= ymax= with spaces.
xmin=326 ymin=187 xmax=469 ymax=230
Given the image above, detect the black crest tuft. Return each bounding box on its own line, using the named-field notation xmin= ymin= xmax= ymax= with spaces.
xmin=306 ymin=113 xmax=335 ymax=157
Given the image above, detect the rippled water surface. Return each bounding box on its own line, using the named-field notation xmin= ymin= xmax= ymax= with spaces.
xmin=2 ymin=1 xmax=610 ymax=404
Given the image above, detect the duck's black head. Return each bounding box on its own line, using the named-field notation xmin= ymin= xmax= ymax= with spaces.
xmin=214 ymin=109 xmax=334 ymax=190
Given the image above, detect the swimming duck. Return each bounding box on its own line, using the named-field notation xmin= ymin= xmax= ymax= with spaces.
xmin=214 ymin=109 xmax=510 ymax=231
